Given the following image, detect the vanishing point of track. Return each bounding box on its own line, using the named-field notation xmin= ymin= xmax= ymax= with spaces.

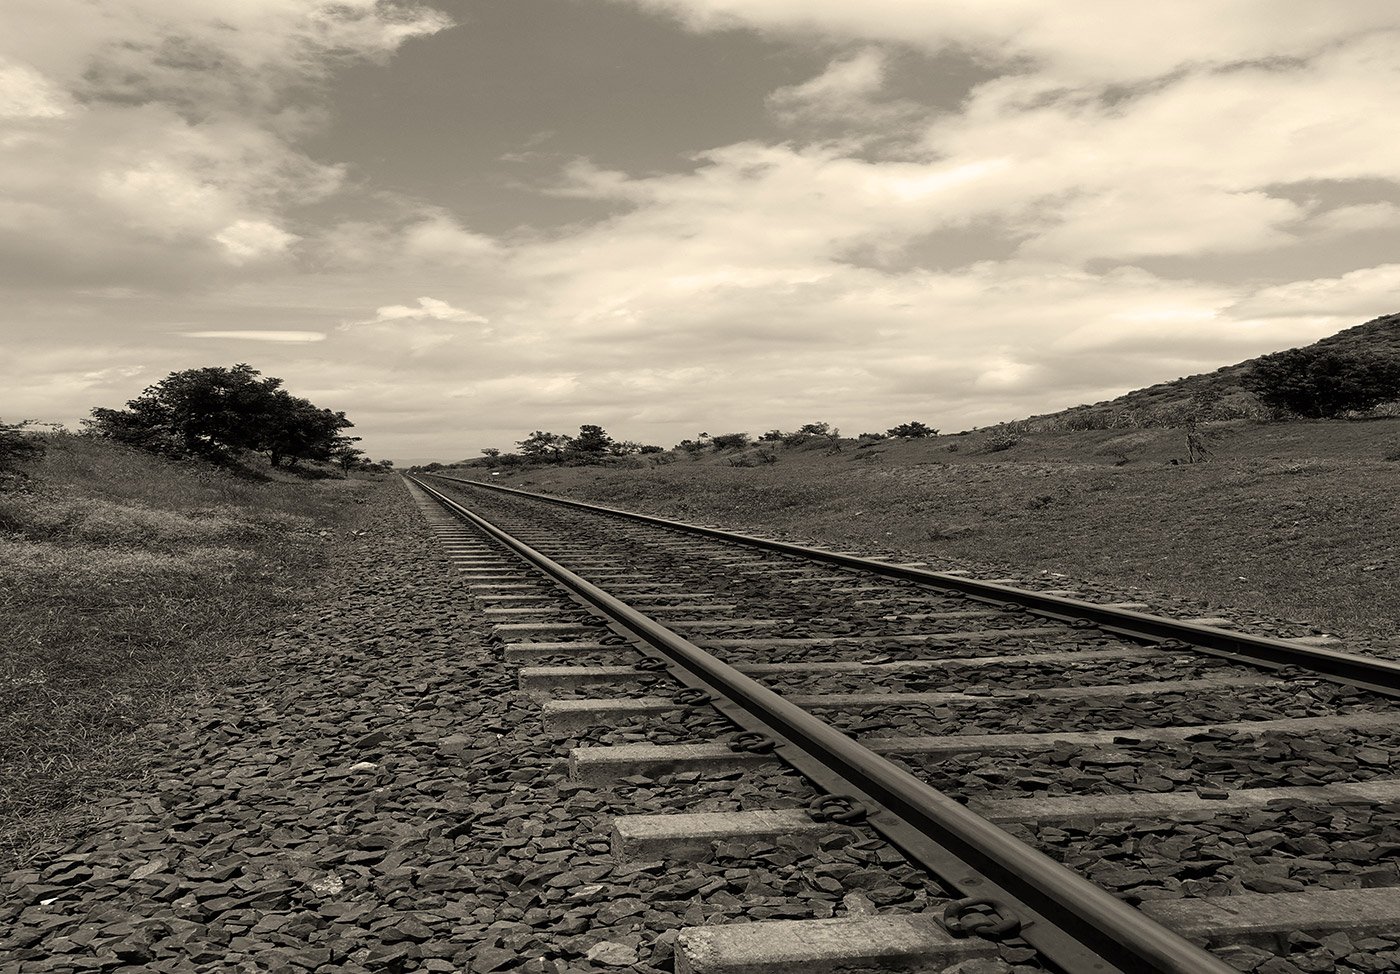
xmin=408 ymin=474 xmax=1400 ymax=974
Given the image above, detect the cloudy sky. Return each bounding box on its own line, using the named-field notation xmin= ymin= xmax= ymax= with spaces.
xmin=4 ymin=2 xmax=1400 ymax=462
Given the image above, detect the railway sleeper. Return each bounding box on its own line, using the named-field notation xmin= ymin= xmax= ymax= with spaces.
xmin=539 ymin=676 xmax=1274 ymax=732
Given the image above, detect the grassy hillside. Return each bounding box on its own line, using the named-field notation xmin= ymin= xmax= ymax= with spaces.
xmin=0 ymin=436 xmax=377 ymax=864
xmin=1020 ymin=311 xmax=1400 ymax=430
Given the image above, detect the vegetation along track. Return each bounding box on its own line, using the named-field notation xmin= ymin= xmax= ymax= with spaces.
xmin=410 ymin=474 xmax=1400 ymax=974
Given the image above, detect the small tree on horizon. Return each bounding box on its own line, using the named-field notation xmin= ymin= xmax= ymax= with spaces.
xmin=517 ymin=430 xmax=569 ymax=463
xmin=886 ymin=421 xmax=938 ymax=438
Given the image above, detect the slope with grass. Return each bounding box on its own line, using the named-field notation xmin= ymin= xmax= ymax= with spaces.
xmin=0 ymin=436 xmax=380 ymax=863
xmin=1020 ymin=311 xmax=1400 ymax=428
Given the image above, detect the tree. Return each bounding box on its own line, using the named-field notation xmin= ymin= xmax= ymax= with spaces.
xmin=331 ymin=438 xmax=366 ymax=472
xmin=84 ymin=364 xmax=353 ymax=466
xmin=1245 ymin=348 xmax=1400 ymax=418
xmin=568 ymin=424 xmax=614 ymax=458
xmin=710 ymin=432 xmax=750 ymax=450
xmin=517 ymin=430 xmax=568 ymax=463
xmin=261 ymin=393 xmax=354 ymax=467
xmin=480 ymin=447 xmax=501 ymax=461
xmin=887 ymin=421 xmax=938 ymax=438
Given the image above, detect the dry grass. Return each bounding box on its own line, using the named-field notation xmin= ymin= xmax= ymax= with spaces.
xmin=495 ymin=418 xmax=1400 ymax=648
xmin=0 ymin=436 xmax=376 ymax=865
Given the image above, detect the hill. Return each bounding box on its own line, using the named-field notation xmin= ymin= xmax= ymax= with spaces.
xmin=1020 ymin=311 xmax=1400 ymax=431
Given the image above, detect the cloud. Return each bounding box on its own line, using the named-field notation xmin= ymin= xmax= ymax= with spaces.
xmin=608 ymin=1 xmax=1400 ymax=83
xmin=213 ymin=219 xmax=299 ymax=263
xmin=335 ymin=297 xmax=491 ymax=358
xmin=370 ymin=297 xmax=488 ymax=324
xmin=0 ymin=59 xmax=73 ymax=118
xmin=312 ymin=211 xmax=502 ymax=271
xmin=0 ymin=1 xmax=452 ymax=288
xmin=1228 ymin=264 xmax=1400 ymax=319
xmin=180 ymin=330 xmax=326 ymax=342
xmin=766 ymin=48 xmax=920 ymax=128
xmin=1307 ymin=202 xmax=1400 ymax=237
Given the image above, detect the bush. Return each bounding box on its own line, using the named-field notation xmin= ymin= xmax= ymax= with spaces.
xmin=757 ymin=429 xmax=784 ymax=442
xmin=984 ymin=427 xmax=1020 ymax=452
xmin=886 ymin=421 xmax=938 ymax=438
xmin=1 ymin=419 xmax=45 ymax=479
xmin=710 ymin=432 xmax=750 ymax=451
xmin=1244 ymin=347 xmax=1400 ymax=418
xmin=781 ymin=422 xmax=834 ymax=446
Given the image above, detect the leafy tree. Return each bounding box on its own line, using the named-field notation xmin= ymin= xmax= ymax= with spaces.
xmin=757 ymin=429 xmax=784 ymax=442
xmin=886 ymin=421 xmax=938 ymax=438
xmin=331 ymin=438 xmax=366 ymax=472
xmin=1245 ymin=348 xmax=1400 ymax=418
xmin=517 ymin=430 xmax=568 ymax=463
xmin=480 ymin=447 xmax=501 ymax=461
xmin=568 ymin=424 xmax=614 ymax=458
xmin=84 ymin=364 xmax=353 ymax=466
xmin=637 ymin=444 xmax=664 ymax=454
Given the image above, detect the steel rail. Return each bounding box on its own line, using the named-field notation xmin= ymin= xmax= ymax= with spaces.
xmin=410 ymin=475 xmax=1239 ymax=974
xmin=430 ymin=475 xmax=1400 ymax=699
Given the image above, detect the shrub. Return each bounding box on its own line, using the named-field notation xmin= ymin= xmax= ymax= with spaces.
xmin=781 ymin=422 xmax=833 ymax=446
xmin=757 ymin=429 xmax=785 ymax=442
xmin=886 ymin=421 xmax=938 ymax=438
xmin=1244 ymin=347 xmax=1400 ymax=418
xmin=1 ymin=419 xmax=45 ymax=480
xmin=637 ymin=445 xmax=664 ymax=454
xmin=710 ymin=432 xmax=750 ymax=451
xmin=984 ymin=427 xmax=1020 ymax=452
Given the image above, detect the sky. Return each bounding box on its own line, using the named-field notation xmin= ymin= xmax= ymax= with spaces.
xmin=4 ymin=2 xmax=1400 ymax=463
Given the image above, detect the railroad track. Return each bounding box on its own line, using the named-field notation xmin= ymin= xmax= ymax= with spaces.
xmin=408 ymin=474 xmax=1400 ymax=974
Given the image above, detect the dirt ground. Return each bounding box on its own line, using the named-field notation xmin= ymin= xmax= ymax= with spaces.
xmin=471 ymin=418 xmax=1400 ymax=650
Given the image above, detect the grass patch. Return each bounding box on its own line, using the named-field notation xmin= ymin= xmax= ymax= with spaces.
xmin=0 ymin=436 xmax=377 ymax=865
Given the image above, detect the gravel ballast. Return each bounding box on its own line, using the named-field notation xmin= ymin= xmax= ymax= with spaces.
xmin=2 ymin=482 xmax=1038 ymax=973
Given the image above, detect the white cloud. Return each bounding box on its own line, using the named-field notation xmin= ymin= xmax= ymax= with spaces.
xmin=0 ymin=59 xmax=73 ymax=118
xmin=1307 ymin=202 xmax=1400 ymax=237
xmin=371 ymin=297 xmax=487 ymax=324
xmin=767 ymin=48 xmax=918 ymax=127
xmin=0 ymin=0 xmax=450 ymax=287
xmin=181 ymin=330 xmax=326 ymax=342
xmin=213 ymin=220 xmax=299 ymax=262
xmin=609 ymin=1 xmax=1400 ymax=83
xmin=1228 ymin=265 xmax=1400 ymax=320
